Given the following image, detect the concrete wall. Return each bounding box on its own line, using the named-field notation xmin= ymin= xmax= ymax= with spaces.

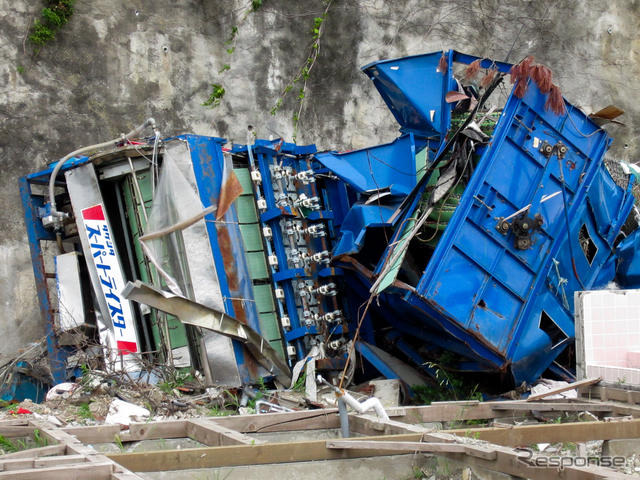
xmin=1 ymin=0 xmax=638 ymax=363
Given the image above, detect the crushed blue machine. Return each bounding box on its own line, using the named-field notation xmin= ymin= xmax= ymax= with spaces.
xmin=19 ymin=50 xmax=640 ymax=399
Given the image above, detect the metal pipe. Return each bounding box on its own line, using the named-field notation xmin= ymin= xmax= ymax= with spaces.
xmin=337 ymin=396 xmax=350 ymax=438
xmin=317 ymin=375 xmax=389 ymax=422
xmin=47 ymin=118 xmax=157 ymax=229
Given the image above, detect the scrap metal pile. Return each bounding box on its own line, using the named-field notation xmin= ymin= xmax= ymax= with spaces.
xmin=12 ymin=50 xmax=640 ymax=402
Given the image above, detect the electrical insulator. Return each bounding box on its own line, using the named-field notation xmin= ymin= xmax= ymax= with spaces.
xmin=295 ymin=169 xmax=316 ymax=184
xmin=313 ymin=282 xmax=337 ymax=296
xmin=305 ymin=224 xmax=326 ymax=237
xmin=311 ymin=250 xmax=330 ymax=264
xmin=250 ymin=169 xmax=262 ymax=184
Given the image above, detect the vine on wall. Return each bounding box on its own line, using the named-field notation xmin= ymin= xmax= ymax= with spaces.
xmin=203 ymin=0 xmax=333 ymax=144
xmin=202 ymin=1 xmax=264 ymax=108
xmin=270 ymin=0 xmax=333 ymax=142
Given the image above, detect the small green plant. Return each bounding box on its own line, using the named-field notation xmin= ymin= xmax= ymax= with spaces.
xmin=114 ymin=434 xmax=126 ymax=452
xmin=29 ymin=0 xmax=75 ymax=55
xmin=0 ymin=435 xmax=19 ymax=453
xmin=16 ymin=65 xmax=25 ymax=74
xmin=208 ymin=406 xmax=233 ymax=417
xmin=413 ymin=360 xmax=483 ymax=405
xmin=32 ymin=429 xmax=48 ymax=448
xmin=292 ymin=371 xmax=307 ymax=392
xmin=77 ymin=402 xmax=93 ymax=420
xmin=158 ymin=369 xmax=195 ymax=393
xmin=202 ymin=84 xmax=226 ymax=108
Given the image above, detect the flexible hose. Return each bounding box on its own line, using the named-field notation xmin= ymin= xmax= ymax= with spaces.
xmin=47 ymin=118 xmax=157 ymax=226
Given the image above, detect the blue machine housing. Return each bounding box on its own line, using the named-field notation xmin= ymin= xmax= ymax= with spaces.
xmin=20 ymin=49 xmax=637 ymax=394
xmin=325 ymin=50 xmax=635 ymax=386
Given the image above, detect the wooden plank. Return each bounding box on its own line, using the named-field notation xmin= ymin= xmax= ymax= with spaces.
xmin=527 ymin=377 xmax=601 ymax=402
xmin=62 ymin=425 xmax=123 ymax=444
xmin=106 ymin=433 xmax=424 ymax=472
xmin=327 ymin=439 xmax=467 ymax=453
xmin=0 ymin=420 xmax=29 ymax=427
xmin=349 ymin=414 xmax=426 ymax=436
xmin=328 ymin=439 xmax=499 ymax=461
xmin=60 ymin=421 xmax=187 ymax=444
xmin=0 ymin=426 xmax=35 ymax=438
xmin=582 ymin=385 xmax=640 ymax=405
xmin=0 ymin=444 xmax=66 ymax=460
xmin=0 ymin=454 xmax=86 ymax=471
xmin=208 ymin=408 xmax=340 ymax=433
xmin=491 ymin=402 xmax=613 ymax=412
xmin=446 ymin=418 xmax=640 ymax=446
xmin=0 ymin=461 xmax=113 ymax=479
xmin=186 ymin=419 xmax=264 ymax=446
xmin=119 ymin=420 xmax=187 ymax=442
xmin=386 ymin=402 xmax=520 ymax=424
xmin=424 ymin=431 xmax=627 ymax=480
xmin=29 ymin=421 xmax=143 ymax=480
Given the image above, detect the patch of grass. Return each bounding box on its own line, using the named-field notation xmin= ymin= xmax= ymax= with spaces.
xmin=207 ymin=406 xmax=233 ymax=417
xmin=114 ymin=434 xmax=126 ymax=452
xmin=32 ymin=429 xmax=48 ymax=448
xmin=77 ymin=402 xmax=93 ymax=420
xmin=16 ymin=65 xmax=25 ymax=74
xmin=158 ymin=369 xmax=195 ymax=394
xmin=292 ymin=371 xmax=306 ymax=392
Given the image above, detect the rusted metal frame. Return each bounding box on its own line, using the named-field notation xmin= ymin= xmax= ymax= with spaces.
xmin=18 ymin=177 xmax=67 ymax=383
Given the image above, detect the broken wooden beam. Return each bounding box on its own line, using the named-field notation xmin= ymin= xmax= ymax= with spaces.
xmin=527 ymin=377 xmax=601 ymax=402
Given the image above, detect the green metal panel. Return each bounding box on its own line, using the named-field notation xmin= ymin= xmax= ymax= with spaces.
xmin=120 ymin=169 xmax=189 ymax=353
xmin=235 ymin=196 xmax=259 ymax=223
xmin=234 ymin=167 xmax=285 ymax=358
xmin=239 ymin=223 xmax=263 ymax=251
xmin=234 ymin=168 xmax=253 ymax=194
xmin=246 ymin=252 xmax=269 ymax=279
xmin=258 ymin=312 xmax=285 ymax=358
xmin=252 ymin=284 xmax=276 ymax=313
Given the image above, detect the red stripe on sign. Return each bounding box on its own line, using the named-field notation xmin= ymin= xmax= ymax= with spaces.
xmin=82 ymin=204 xmax=105 ymax=221
xmin=116 ymin=341 xmax=138 ymax=355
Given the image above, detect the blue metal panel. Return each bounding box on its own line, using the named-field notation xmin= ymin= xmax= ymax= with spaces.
xmin=19 ymin=177 xmax=67 ymax=384
xmin=362 ymin=51 xmax=455 ymax=137
xmin=185 ymin=134 xmax=260 ymax=382
xmin=406 ymin=79 xmax=634 ymax=384
xmin=314 ymin=134 xmax=425 ymax=196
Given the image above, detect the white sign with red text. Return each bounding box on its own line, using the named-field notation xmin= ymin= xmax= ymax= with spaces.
xmin=82 ymin=204 xmax=140 ymax=370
